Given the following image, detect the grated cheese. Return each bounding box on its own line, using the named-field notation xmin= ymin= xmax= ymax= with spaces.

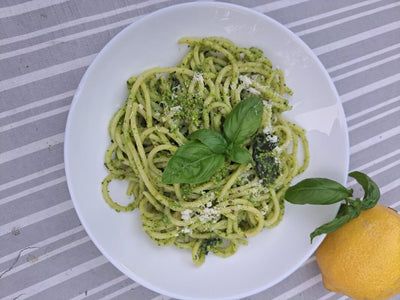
xmin=193 ymin=72 xmax=204 ymax=83
xmin=239 ymin=75 xmax=252 ymax=87
xmin=181 ymin=209 xmax=192 ymax=221
xmin=198 ymin=207 xmax=220 ymax=223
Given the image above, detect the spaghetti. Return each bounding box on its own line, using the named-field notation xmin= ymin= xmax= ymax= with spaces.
xmin=102 ymin=37 xmax=309 ymax=265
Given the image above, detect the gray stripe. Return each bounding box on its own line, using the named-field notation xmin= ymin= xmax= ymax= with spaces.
xmin=0 ymin=143 xmax=63 ymax=185
xmin=0 ymin=68 xmax=84 ymax=112
xmin=0 ymin=1 xmax=31 ymax=9
xmin=0 ymin=167 xmax=64 ymax=200
xmin=79 ymin=277 xmax=133 ymax=300
xmin=349 ymin=110 xmax=400 ymax=146
xmin=0 ymin=28 xmax=120 ymax=81
xmin=0 ymin=242 xmax=101 ymax=298
xmin=288 ymin=0 xmax=393 ymax=33
xmin=350 ymin=134 xmax=400 ymax=170
xmin=267 ymin=0 xmax=363 ymax=25
xmin=0 ymin=228 xmax=86 ymax=275
xmin=0 ymin=182 xmax=69 ymax=226
xmin=0 ymin=0 xmax=399 ymax=299
xmin=318 ymin=27 xmax=400 ymax=68
xmin=347 ymin=99 xmax=400 ymax=128
xmin=109 ymin=285 xmax=159 ymax=300
xmin=343 ymin=80 xmax=400 ymax=116
xmin=28 ymin=264 xmax=130 ymax=300
xmin=0 ymin=0 xmax=70 ymax=20
xmin=335 ymin=57 xmax=400 ymax=95
xmin=0 ymin=111 xmax=67 ymax=153
xmin=0 ymin=208 xmax=79 ymax=259
xmin=301 ymin=4 xmax=400 ymax=49
xmin=329 ymin=44 xmax=400 ymax=78
xmin=0 ymin=0 xmax=137 ymax=38
xmin=0 ymin=95 xmax=71 ymax=127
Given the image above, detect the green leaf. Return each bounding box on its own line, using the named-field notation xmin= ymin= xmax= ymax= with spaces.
xmin=188 ymin=129 xmax=227 ymax=154
xmin=223 ymin=96 xmax=263 ymax=145
xmin=310 ymin=199 xmax=362 ymax=242
xmin=310 ymin=211 xmax=351 ymax=243
xmin=349 ymin=171 xmax=380 ymax=210
xmin=162 ymin=141 xmax=225 ymax=184
xmin=226 ymin=146 xmax=252 ymax=164
xmin=285 ymin=178 xmax=353 ymax=205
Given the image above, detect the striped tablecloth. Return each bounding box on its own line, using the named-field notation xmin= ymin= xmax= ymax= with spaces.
xmin=1 ymin=0 xmax=400 ymax=299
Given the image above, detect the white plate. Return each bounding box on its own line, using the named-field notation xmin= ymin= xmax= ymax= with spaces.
xmin=64 ymin=2 xmax=349 ymax=299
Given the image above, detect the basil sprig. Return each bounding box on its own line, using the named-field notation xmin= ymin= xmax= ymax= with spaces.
xmin=162 ymin=97 xmax=263 ymax=184
xmin=285 ymin=171 xmax=380 ymax=242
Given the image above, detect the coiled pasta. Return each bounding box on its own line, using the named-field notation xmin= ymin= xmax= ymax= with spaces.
xmin=102 ymin=37 xmax=309 ymax=265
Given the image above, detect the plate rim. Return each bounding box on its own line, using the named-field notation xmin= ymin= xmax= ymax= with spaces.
xmin=64 ymin=2 xmax=350 ymax=299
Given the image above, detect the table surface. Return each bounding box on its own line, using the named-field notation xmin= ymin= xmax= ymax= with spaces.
xmin=1 ymin=0 xmax=400 ymax=299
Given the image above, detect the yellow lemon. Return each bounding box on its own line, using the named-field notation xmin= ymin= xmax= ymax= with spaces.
xmin=316 ymin=204 xmax=400 ymax=300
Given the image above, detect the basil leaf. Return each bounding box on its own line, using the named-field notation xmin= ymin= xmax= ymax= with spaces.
xmin=162 ymin=141 xmax=225 ymax=184
xmin=188 ymin=129 xmax=227 ymax=154
xmin=310 ymin=199 xmax=362 ymax=242
xmin=349 ymin=171 xmax=380 ymax=210
xmin=285 ymin=178 xmax=353 ymax=205
xmin=226 ymin=146 xmax=252 ymax=164
xmin=310 ymin=211 xmax=351 ymax=242
xmin=223 ymin=96 xmax=263 ymax=145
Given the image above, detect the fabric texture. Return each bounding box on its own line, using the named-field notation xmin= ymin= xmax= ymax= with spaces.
xmin=1 ymin=0 xmax=400 ymax=299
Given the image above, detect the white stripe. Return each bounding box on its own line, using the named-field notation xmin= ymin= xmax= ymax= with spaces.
xmin=348 ymin=152 xmax=400 ymax=187
xmin=0 ymin=225 xmax=83 ymax=265
xmin=97 ymin=282 xmax=141 ymax=300
xmin=0 ymin=55 xmax=95 ymax=93
xmin=70 ymin=275 xmax=128 ymax=300
xmin=0 ymin=6 xmax=395 ymax=96
xmin=346 ymin=95 xmax=400 ymax=121
xmin=313 ymin=20 xmax=400 ymax=56
xmin=0 ymin=90 xmax=74 ymax=119
xmin=0 ymin=200 xmax=73 ymax=237
xmin=333 ymin=51 xmax=400 ymax=82
xmin=389 ymin=183 xmax=400 ymax=208
xmin=151 ymin=295 xmax=171 ymax=300
xmin=382 ymin=177 xmax=400 ymax=196
xmin=340 ymin=73 xmax=400 ymax=103
xmin=0 ymin=0 xmax=69 ymax=19
xmin=297 ymin=2 xmax=400 ymax=37
xmin=3 ymin=256 xmax=108 ymax=300
xmin=318 ymin=293 xmax=336 ymax=300
xmin=0 ymin=176 xmax=66 ymax=206
xmin=0 ymin=16 xmax=141 ymax=61
xmin=271 ymin=274 xmax=322 ymax=300
xmin=327 ymin=42 xmax=400 ymax=73
xmin=0 ymin=132 xmax=64 ymax=164
xmin=0 ymin=0 xmax=170 ymax=46
xmin=1 ymin=9 xmax=396 ymax=98
xmin=0 ymin=0 xmax=308 ymax=61
xmin=350 ymin=125 xmax=400 ymax=155
xmin=252 ymin=0 xmax=308 ymax=12
xmin=353 ymin=149 xmax=400 ymax=173
xmin=0 ymin=163 xmax=64 ymax=192
xmin=285 ymin=0 xmax=383 ymax=28
xmin=348 ymin=105 xmax=400 ymax=132
xmin=303 ymin=255 xmax=316 ymax=266
xmin=1 ymin=236 xmax=91 ymax=279
xmin=0 ymin=105 xmax=70 ymax=133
